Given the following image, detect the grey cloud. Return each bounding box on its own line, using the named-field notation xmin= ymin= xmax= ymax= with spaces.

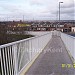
xmin=60 ymin=0 xmax=74 ymax=8
xmin=0 ymin=3 xmax=21 ymax=12
xmin=0 ymin=0 xmax=74 ymax=21
xmin=29 ymin=0 xmax=43 ymax=5
xmin=30 ymin=1 xmax=43 ymax=6
xmin=29 ymin=0 xmax=52 ymax=6
xmin=61 ymin=8 xmax=74 ymax=14
xmin=61 ymin=3 xmax=74 ymax=8
xmin=60 ymin=13 xmax=74 ymax=20
xmin=52 ymin=7 xmax=74 ymax=14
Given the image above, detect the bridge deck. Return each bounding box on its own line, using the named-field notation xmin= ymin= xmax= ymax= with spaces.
xmin=25 ymin=35 xmax=75 ymax=75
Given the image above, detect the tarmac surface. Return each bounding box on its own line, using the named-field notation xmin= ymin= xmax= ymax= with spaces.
xmin=25 ymin=35 xmax=75 ymax=75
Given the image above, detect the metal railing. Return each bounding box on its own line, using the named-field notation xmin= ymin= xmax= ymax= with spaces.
xmin=25 ymin=31 xmax=51 ymax=36
xmin=60 ymin=32 xmax=75 ymax=60
xmin=0 ymin=32 xmax=52 ymax=75
xmin=52 ymin=30 xmax=75 ymax=61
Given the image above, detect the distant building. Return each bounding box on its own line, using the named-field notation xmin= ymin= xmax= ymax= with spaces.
xmin=0 ymin=20 xmax=74 ymax=32
xmin=71 ymin=26 xmax=75 ymax=32
xmin=30 ymin=21 xmax=57 ymax=31
xmin=62 ymin=23 xmax=72 ymax=32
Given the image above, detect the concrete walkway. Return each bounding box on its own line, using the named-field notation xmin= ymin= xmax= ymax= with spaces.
xmin=25 ymin=35 xmax=75 ymax=75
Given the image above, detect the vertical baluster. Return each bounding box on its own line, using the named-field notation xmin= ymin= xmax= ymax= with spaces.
xmin=31 ymin=39 xmax=33 ymax=59
xmin=2 ymin=48 xmax=7 ymax=75
xmin=29 ymin=40 xmax=31 ymax=61
xmin=0 ymin=48 xmax=4 ymax=75
xmin=7 ymin=47 xmax=11 ymax=75
xmin=12 ymin=44 xmax=18 ymax=75
xmin=10 ymin=46 xmax=12 ymax=75
xmin=27 ymin=40 xmax=30 ymax=61
xmin=17 ymin=43 xmax=21 ymax=71
xmin=5 ymin=47 xmax=9 ymax=75
xmin=6 ymin=47 xmax=10 ymax=75
xmin=22 ymin=42 xmax=25 ymax=69
xmin=27 ymin=40 xmax=30 ymax=62
xmin=19 ymin=42 xmax=24 ymax=70
xmin=30 ymin=39 xmax=32 ymax=60
xmin=18 ymin=43 xmax=20 ymax=71
xmin=11 ymin=46 xmax=14 ymax=75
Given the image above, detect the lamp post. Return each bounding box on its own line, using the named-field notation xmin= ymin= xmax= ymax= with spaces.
xmin=59 ymin=2 xmax=63 ymax=30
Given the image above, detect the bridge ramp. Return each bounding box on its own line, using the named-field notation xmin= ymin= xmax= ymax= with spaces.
xmin=25 ymin=35 xmax=75 ymax=75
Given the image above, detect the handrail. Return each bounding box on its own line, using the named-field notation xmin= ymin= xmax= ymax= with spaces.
xmin=61 ymin=32 xmax=75 ymax=39
xmin=60 ymin=31 xmax=75 ymax=60
xmin=0 ymin=32 xmax=51 ymax=48
xmin=0 ymin=31 xmax=52 ymax=75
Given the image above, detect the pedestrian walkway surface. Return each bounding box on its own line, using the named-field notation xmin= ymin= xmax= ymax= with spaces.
xmin=25 ymin=35 xmax=75 ymax=75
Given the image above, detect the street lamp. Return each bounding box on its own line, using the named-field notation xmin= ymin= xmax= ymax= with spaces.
xmin=59 ymin=2 xmax=63 ymax=29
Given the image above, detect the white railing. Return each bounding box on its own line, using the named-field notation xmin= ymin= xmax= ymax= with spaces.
xmin=25 ymin=31 xmax=51 ymax=36
xmin=60 ymin=32 xmax=75 ymax=60
xmin=0 ymin=32 xmax=52 ymax=75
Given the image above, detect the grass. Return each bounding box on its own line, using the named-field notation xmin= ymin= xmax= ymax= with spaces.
xmin=0 ymin=34 xmax=34 ymax=45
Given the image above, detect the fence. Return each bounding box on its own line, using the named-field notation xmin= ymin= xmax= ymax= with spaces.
xmin=60 ymin=32 xmax=75 ymax=60
xmin=0 ymin=32 xmax=52 ymax=75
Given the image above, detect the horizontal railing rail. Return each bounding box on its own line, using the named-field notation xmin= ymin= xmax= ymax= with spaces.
xmin=0 ymin=32 xmax=51 ymax=49
xmin=25 ymin=31 xmax=51 ymax=36
xmin=0 ymin=32 xmax=52 ymax=75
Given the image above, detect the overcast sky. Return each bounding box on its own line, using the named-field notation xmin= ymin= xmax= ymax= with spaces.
xmin=0 ymin=0 xmax=75 ymax=21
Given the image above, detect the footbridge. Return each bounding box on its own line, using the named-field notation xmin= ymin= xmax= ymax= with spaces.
xmin=0 ymin=31 xmax=75 ymax=75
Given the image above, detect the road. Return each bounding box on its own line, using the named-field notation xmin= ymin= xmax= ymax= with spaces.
xmin=25 ymin=35 xmax=75 ymax=75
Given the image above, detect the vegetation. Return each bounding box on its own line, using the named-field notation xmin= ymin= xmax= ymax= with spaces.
xmin=0 ymin=33 xmax=33 ymax=74
xmin=0 ymin=34 xmax=33 ymax=45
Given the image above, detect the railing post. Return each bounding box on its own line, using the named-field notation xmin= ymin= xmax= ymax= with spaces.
xmin=0 ymin=31 xmax=52 ymax=75
xmin=12 ymin=44 xmax=18 ymax=75
xmin=0 ymin=49 xmax=4 ymax=75
xmin=74 ymin=38 xmax=75 ymax=60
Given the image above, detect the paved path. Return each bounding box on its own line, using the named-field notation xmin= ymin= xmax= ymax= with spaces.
xmin=25 ymin=35 xmax=75 ymax=75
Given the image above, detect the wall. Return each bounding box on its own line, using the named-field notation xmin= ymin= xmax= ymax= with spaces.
xmin=61 ymin=32 xmax=75 ymax=60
